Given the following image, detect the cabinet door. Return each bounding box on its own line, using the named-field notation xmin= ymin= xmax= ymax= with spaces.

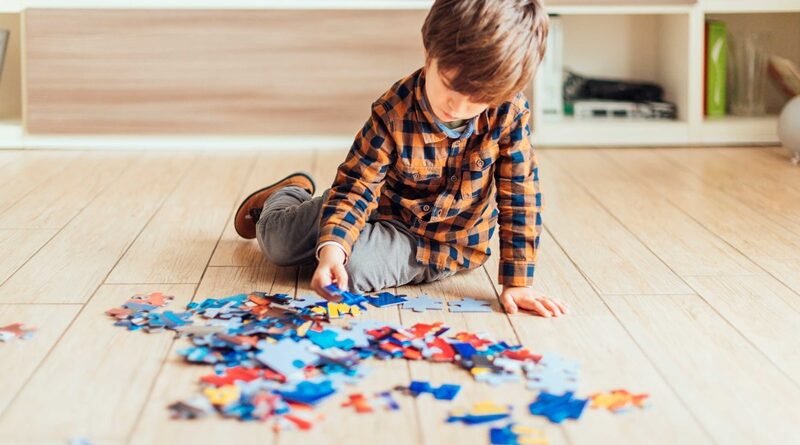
xmin=24 ymin=9 xmax=425 ymax=135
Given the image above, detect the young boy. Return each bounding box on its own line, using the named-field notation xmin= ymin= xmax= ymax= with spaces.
xmin=234 ymin=0 xmax=567 ymax=317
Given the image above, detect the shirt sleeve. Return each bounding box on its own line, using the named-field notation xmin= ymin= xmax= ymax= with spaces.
xmin=494 ymin=101 xmax=542 ymax=287
xmin=317 ymin=105 xmax=396 ymax=257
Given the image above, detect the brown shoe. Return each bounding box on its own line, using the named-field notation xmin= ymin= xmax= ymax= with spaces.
xmin=234 ymin=172 xmax=316 ymax=239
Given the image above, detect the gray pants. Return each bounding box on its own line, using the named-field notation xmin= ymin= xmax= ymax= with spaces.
xmin=256 ymin=186 xmax=455 ymax=293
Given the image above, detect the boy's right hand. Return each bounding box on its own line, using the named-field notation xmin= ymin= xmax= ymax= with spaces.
xmin=311 ymin=245 xmax=349 ymax=299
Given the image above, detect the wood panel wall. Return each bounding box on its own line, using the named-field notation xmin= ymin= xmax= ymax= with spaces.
xmin=24 ymin=9 xmax=428 ymax=135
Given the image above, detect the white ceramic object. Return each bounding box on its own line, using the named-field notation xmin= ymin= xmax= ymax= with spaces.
xmin=778 ymin=96 xmax=800 ymax=165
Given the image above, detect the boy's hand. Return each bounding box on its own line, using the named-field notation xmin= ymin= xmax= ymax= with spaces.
xmin=500 ymin=286 xmax=568 ymax=317
xmin=311 ymin=245 xmax=349 ymax=299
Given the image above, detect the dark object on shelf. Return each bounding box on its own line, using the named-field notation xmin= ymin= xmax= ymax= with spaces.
xmin=564 ymin=70 xmax=665 ymax=103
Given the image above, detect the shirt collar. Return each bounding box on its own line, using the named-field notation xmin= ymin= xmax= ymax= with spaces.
xmin=413 ymin=68 xmax=488 ymax=144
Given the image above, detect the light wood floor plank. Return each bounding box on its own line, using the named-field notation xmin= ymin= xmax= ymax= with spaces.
xmin=0 ymin=153 xmax=193 ymax=304
xmin=483 ymin=233 xmax=711 ymax=444
xmin=209 ymin=150 xmax=315 ymax=268
xmin=0 ymin=304 xmax=81 ymax=416
xmin=129 ymin=267 xmax=279 ymax=445
xmin=0 ymin=151 xmax=23 ymax=171
xmin=536 ymin=151 xmax=690 ymax=295
xmin=548 ymin=149 xmax=760 ymax=277
xmin=684 ymin=275 xmax=800 ymax=383
xmin=107 ymin=153 xmax=255 ymax=284
xmin=0 ymin=284 xmax=196 ymax=444
xmin=659 ymin=148 xmax=800 ymax=225
xmin=604 ymin=292 xmax=800 ymax=444
xmin=0 ymin=229 xmax=57 ymax=285
xmin=0 ymin=152 xmax=133 ymax=230
xmin=602 ymin=149 xmax=800 ymax=260
xmin=0 ymin=152 xmax=79 ymax=217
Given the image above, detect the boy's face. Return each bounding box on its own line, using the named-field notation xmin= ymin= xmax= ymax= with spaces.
xmin=425 ymin=59 xmax=489 ymax=123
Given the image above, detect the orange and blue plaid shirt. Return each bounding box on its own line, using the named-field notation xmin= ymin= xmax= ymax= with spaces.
xmin=318 ymin=68 xmax=542 ymax=287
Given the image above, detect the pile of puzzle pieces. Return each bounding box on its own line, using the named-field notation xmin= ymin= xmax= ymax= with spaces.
xmin=0 ymin=323 xmax=36 ymax=342
xmin=105 ymin=286 xmax=650 ymax=437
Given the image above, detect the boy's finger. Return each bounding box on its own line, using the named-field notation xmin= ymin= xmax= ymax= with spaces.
xmin=541 ymin=299 xmax=563 ymax=317
xmin=528 ymin=299 xmax=552 ymax=317
xmin=333 ymin=265 xmax=349 ymax=291
xmin=554 ymin=299 xmax=569 ymax=314
xmin=500 ymin=294 xmax=518 ymax=314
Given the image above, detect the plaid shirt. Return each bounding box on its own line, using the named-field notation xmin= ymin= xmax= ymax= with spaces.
xmin=318 ymin=68 xmax=542 ymax=287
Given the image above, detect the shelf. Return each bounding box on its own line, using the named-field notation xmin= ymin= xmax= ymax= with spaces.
xmin=0 ymin=2 xmax=22 ymax=13
xmin=700 ymin=0 xmax=800 ymax=13
xmin=4 ymin=1 xmax=798 ymax=14
xmin=0 ymin=119 xmax=23 ymax=149
xmin=698 ymin=116 xmax=779 ymax=145
xmin=548 ymin=5 xmax=693 ymax=15
xmin=21 ymin=0 xmax=434 ymax=10
xmin=534 ymin=118 xmax=690 ymax=146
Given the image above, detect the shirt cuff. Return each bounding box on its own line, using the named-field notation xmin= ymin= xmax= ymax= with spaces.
xmin=498 ymin=260 xmax=536 ymax=287
xmin=316 ymin=241 xmax=349 ymax=265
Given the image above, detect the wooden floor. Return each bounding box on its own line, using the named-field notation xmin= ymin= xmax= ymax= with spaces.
xmin=0 ymin=147 xmax=799 ymax=445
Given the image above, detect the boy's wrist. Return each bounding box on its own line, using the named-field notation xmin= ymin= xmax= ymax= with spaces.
xmin=317 ymin=243 xmax=347 ymax=265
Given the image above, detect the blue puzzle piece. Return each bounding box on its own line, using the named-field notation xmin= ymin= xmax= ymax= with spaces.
xmin=277 ymin=379 xmax=335 ymax=405
xmin=307 ymin=328 xmax=355 ymax=350
xmin=447 ymin=406 xmax=511 ymax=425
xmin=402 ymin=295 xmax=444 ymax=312
xmin=289 ymin=294 xmax=328 ymax=310
xmin=366 ymin=292 xmax=408 ymax=308
xmin=254 ymin=338 xmax=319 ymax=381
xmin=324 ymin=284 xmax=368 ymax=309
xmin=407 ymin=381 xmax=461 ymax=400
xmin=451 ymin=342 xmax=478 ymax=359
xmin=448 ymin=297 xmax=492 ymax=313
xmin=123 ymin=301 xmax=158 ymax=312
xmin=524 ymin=353 xmax=580 ymax=395
xmin=162 ymin=311 xmax=193 ymax=329
xmin=528 ymin=391 xmax=587 ymax=423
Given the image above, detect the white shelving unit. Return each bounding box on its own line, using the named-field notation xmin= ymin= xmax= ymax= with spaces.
xmin=0 ymin=0 xmax=797 ymax=149
xmin=0 ymin=119 xmax=22 ymax=149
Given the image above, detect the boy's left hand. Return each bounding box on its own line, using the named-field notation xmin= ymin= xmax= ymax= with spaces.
xmin=500 ymin=286 xmax=568 ymax=317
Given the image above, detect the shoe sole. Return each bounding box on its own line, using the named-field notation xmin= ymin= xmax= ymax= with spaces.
xmin=234 ymin=172 xmax=316 ymax=239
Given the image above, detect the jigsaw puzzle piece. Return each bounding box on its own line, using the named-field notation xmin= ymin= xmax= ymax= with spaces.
xmin=447 ymin=401 xmax=512 ymax=425
xmin=528 ymin=391 xmax=587 ymax=424
xmin=448 ymin=297 xmax=492 ymax=313
xmin=489 ymin=423 xmax=548 ymax=445
xmin=366 ymin=292 xmax=408 ymax=308
xmin=524 ymin=353 xmax=580 ymax=395
xmin=341 ymin=393 xmax=374 ymax=413
xmin=255 ymin=338 xmax=319 ymax=381
xmin=402 ymin=295 xmax=444 ymax=312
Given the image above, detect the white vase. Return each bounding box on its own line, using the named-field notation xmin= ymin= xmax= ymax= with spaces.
xmin=778 ymin=96 xmax=800 ymax=165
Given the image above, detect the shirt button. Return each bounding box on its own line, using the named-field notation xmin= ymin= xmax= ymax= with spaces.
xmin=433 ymin=209 xmax=441 ymax=217
xmin=422 ymin=205 xmax=431 ymax=212
xmin=450 ymin=175 xmax=458 ymax=182
xmin=412 ymin=172 xmax=420 ymax=179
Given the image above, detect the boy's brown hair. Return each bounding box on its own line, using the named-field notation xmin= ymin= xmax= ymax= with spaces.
xmin=421 ymin=0 xmax=549 ymax=105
